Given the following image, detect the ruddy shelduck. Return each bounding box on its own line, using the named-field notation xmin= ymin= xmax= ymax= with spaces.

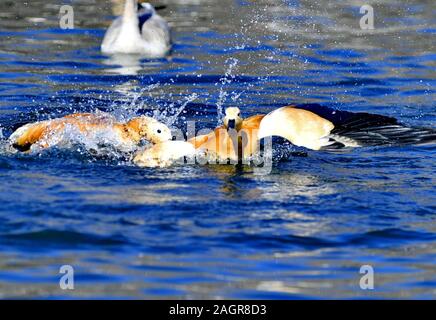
xmin=189 ymin=104 xmax=436 ymax=163
xmin=188 ymin=107 xmax=265 ymax=162
xmin=8 ymin=112 xmax=172 ymax=152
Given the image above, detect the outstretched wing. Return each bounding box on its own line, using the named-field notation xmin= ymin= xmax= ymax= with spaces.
xmin=295 ymin=104 xmax=436 ymax=148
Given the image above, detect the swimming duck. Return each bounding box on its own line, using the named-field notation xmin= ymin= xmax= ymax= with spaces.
xmin=188 ymin=107 xmax=265 ymax=162
xmin=8 ymin=112 xmax=172 ymax=153
xmin=101 ymin=1 xmax=171 ymax=56
xmin=189 ymin=105 xmax=436 ymax=162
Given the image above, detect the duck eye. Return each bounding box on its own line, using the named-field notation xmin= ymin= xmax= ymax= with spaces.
xmin=237 ymin=113 xmax=240 ymax=116
xmin=157 ymin=129 xmax=162 ymax=134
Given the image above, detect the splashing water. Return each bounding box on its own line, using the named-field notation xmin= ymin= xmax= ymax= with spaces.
xmin=165 ymin=93 xmax=199 ymax=126
xmin=113 ymin=83 xmax=162 ymax=121
xmin=216 ymin=58 xmax=239 ymax=124
xmin=0 ymin=83 xmax=202 ymax=162
xmin=0 ymin=126 xmax=8 ymax=155
xmin=30 ymin=122 xmax=140 ymax=160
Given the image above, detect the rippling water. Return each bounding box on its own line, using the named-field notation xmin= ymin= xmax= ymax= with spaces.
xmin=0 ymin=0 xmax=435 ymax=299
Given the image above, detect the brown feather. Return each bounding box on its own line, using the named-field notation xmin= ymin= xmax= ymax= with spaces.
xmin=10 ymin=113 xmax=155 ymax=151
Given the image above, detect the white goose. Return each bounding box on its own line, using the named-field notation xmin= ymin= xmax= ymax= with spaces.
xmin=101 ymin=1 xmax=171 ymax=57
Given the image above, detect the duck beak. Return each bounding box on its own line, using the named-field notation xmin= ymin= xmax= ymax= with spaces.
xmin=227 ymin=119 xmax=236 ymax=130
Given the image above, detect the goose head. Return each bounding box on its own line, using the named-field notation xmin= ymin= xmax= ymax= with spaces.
xmin=137 ymin=2 xmax=155 ymax=15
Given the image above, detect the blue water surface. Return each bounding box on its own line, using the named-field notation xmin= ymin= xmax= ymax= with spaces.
xmin=0 ymin=0 xmax=435 ymax=299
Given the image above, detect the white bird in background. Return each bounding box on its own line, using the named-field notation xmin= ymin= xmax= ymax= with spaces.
xmin=101 ymin=0 xmax=171 ymax=57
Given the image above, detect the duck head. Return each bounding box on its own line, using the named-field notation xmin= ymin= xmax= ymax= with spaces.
xmin=223 ymin=107 xmax=243 ymax=131
xmin=127 ymin=116 xmax=172 ymax=144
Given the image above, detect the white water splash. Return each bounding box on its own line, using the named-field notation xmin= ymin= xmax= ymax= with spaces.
xmin=27 ymin=123 xmax=140 ymax=158
xmin=216 ymin=58 xmax=239 ymax=125
xmin=165 ymin=93 xmax=199 ymax=126
xmin=114 ymin=83 xmax=162 ymax=121
xmin=231 ymin=90 xmax=245 ymax=102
